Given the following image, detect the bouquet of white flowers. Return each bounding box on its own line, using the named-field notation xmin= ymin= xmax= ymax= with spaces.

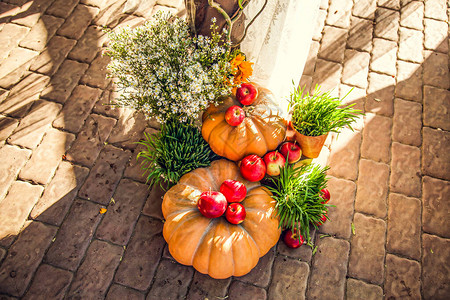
xmin=106 ymin=12 xmax=236 ymax=123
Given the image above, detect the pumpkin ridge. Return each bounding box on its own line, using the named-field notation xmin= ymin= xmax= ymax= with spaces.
xmin=192 ymin=218 xmax=217 ymax=269
xmin=164 ymin=207 xmax=197 ymax=220
xmin=226 ymin=224 xmax=235 ymax=275
xmin=237 ymin=223 xmax=261 ymax=256
xmin=164 ymin=209 xmax=202 ymax=242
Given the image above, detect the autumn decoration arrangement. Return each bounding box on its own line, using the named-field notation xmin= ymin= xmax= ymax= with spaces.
xmin=106 ymin=11 xmax=361 ymax=279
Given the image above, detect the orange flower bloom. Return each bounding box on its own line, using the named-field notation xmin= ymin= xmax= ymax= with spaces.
xmin=229 ymin=53 xmax=253 ymax=86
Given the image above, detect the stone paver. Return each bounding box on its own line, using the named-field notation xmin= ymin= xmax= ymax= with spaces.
xmin=318 ymin=26 xmax=347 ymax=63
xmin=57 ymin=4 xmax=99 ymax=40
xmin=312 ymin=9 xmax=326 ymax=41
xmin=30 ymin=161 xmax=89 ymax=226
xmin=268 ymin=257 xmax=309 ymax=300
xmin=311 ymin=59 xmax=342 ymax=96
xmin=66 ymin=239 xmax=123 ymax=299
xmin=423 ymin=51 xmax=449 ymax=90
xmin=307 ymin=237 xmax=349 ymax=299
xmin=19 ymin=14 xmax=64 ymax=51
xmin=392 ymin=98 xmax=422 ymax=146
xmin=95 ymin=179 xmax=150 ymax=245
xmin=0 ymin=144 xmax=31 ymax=201
xmin=141 ymin=183 xmax=166 ymax=220
xmin=326 ymin=0 xmax=352 ymax=29
xmin=106 ymin=284 xmax=146 ymax=300
xmin=378 ymin=0 xmax=400 ymax=10
xmin=395 ymin=60 xmax=422 ymax=102
xmin=187 ymin=272 xmax=231 ymax=300
xmin=387 ymin=193 xmax=421 ymax=260
xmin=45 ymin=199 xmax=103 ymax=271
xmin=342 ymin=49 xmax=370 ymax=89
xmin=0 ymin=181 xmax=43 ymax=247
xmin=422 ymin=234 xmax=450 ymax=299
xmin=78 ymin=145 xmax=131 ymax=204
xmin=53 ymin=85 xmax=102 ymax=133
xmin=147 ymin=259 xmax=194 ymax=299
xmin=41 ymin=60 xmax=89 ymax=103
xmin=0 ymin=47 xmax=38 ymax=89
xmin=303 ymin=41 xmax=320 ymax=76
xmin=348 ymin=213 xmax=386 ymax=284
xmin=370 ymin=38 xmax=397 ymax=76
xmin=366 ymin=72 xmax=395 ymax=116
xmin=346 ymin=278 xmax=383 ymax=300
xmin=319 ymin=177 xmax=356 ymax=239
xmin=22 ymin=264 xmax=73 ymax=300
xmin=353 ymin=0 xmax=377 ymax=19
xmin=424 ymin=18 xmax=448 ymax=53
xmin=347 ymin=17 xmax=373 ymax=52
xmin=328 ymin=129 xmax=361 ymax=180
xmin=385 ymin=254 xmax=421 ymax=299
xmin=66 ymin=113 xmax=117 ymax=167
xmin=80 ymin=53 xmax=111 ymax=89
xmin=400 ymin=0 xmax=423 ymax=30
xmin=114 ymin=216 xmax=164 ymax=291
xmin=92 ymin=85 xmax=123 ymax=119
xmin=374 ymin=7 xmax=400 ymax=41
xmin=424 ymin=0 xmax=447 ymax=21
xmin=0 ymin=72 xmax=50 ymax=117
xmin=361 ymin=113 xmax=392 ymax=163
xmin=0 ymin=116 xmax=18 ymax=144
xmin=19 ymin=128 xmax=75 ymax=185
xmin=390 ymin=142 xmax=421 ymax=197
xmin=422 ymin=127 xmax=449 ymax=180
xmin=398 ymin=27 xmax=424 ymax=63
xmin=422 ymin=176 xmax=450 ymax=238
xmin=228 ymin=280 xmax=267 ymax=300
xmin=68 ymin=25 xmax=108 ymax=63
xmin=0 ymin=221 xmax=57 ymax=297
xmin=355 ymin=159 xmax=389 ymax=218
xmin=0 ymin=0 xmax=448 ymax=299
xmin=29 ymin=35 xmax=77 ymax=76
xmin=7 ymin=99 xmax=62 ymax=149
xmin=108 ymin=110 xmax=147 ymax=150
xmin=0 ymin=23 xmax=30 ymax=58
xmin=46 ymin=0 xmax=79 ymax=19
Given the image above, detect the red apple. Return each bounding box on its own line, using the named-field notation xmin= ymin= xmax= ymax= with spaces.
xmin=236 ymin=83 xmax=258 ymax=105
xmin=320 ymin=188 xmax=330 ymax=204
xmin=279 ymin=142 xmax=302 ymax=164
xmin=225 ymin=105 xmax=245 ymax=126
xmin=197 ymin=191 xmax=227 ymax=218
xmin=315 ymin=213 xmax=327 ymax=226
xmin=263 ymin=151 xmax=286 ymax=176
xmin=225 ymin=203 xmax=246 ymax=224
xmin=240 ymin=155 xmax=266 ymax=182
xmin=220 ymin=179 xmax=247 ymax=203
xmin=283 ymin=228 xmax=305 ymax=248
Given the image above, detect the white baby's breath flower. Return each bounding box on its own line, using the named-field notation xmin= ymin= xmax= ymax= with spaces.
xmin=106 ymin=11 xmax=232 ymax=123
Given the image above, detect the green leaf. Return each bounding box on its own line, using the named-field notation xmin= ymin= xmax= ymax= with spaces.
xmin=351 ymin=222 xmax=356 ymax=235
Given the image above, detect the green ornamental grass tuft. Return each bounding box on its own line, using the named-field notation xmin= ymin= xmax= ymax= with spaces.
xmin=137 ymin=120 xmax=219 ymax=188
xmin=289 ymin=85 xmax=362 ymax=136
xmin=265 ymin=163 xmax=330 ymax=243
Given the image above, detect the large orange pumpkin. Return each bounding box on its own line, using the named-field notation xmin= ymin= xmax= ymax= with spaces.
xmin=162 ymin=159 xmax=280 ymax=279
xmin=202 ymin=84 xmax=287 ymax=161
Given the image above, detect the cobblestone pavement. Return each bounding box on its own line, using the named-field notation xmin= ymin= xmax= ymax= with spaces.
xmin=0 ymin=0 xmax=448 ymax=299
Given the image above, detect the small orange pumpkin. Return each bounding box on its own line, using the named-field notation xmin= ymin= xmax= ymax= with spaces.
xmin=162 ymin=159 xmax=280 ymax=279
xmin=202 ymin=84 xmax=287 ymax=161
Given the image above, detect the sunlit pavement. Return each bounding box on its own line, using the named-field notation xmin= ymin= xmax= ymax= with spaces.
xmin=0 ymin=0 xmax=448 ymax=299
